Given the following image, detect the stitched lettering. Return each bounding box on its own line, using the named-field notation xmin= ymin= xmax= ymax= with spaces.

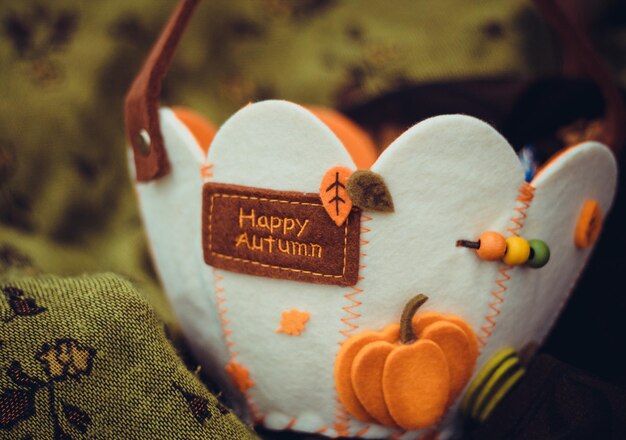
xmin=271 ymin=216 xmax=282 ymax=233
xmin=257 ymin=215 xmax=270 ymax=230
xmin=235 ymin=232 xmax=323 ymax=259
xmin=311 ymin=243 xmax=323 ymax=258
xmin=239 ymin=208 xmax=311 ymax=237
xmin=296 ymin=219 xmax=309 ymax=237
xmin=239 ymin=208 xmax=256 ymax=229
xmin=265 ymin=236 xmax=276 ymax=253
xmin=291 ymin=241 xmax=308 ymax=256
xmin=284 ymin=218 xmax=295 ymax=235
xmin=278 ymin=238 xmax=290 ymax=254
xmin=203 ymin=183 xmax=361 ymax=286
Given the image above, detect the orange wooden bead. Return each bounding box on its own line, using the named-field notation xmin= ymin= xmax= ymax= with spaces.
xmin=476 ymin=232 xmax=507 ymax=261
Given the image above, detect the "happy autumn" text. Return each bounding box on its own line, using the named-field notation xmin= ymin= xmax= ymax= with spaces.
xmin=235 ymin=208 xmax=323 ymax=258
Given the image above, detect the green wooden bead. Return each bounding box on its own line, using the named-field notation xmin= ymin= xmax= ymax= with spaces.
xmin=527 ymin=239 xmax=550 ymax=268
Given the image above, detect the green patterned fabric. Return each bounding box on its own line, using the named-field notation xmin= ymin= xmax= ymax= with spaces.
xmin=0 ymin=269 xmax=257 ymax=439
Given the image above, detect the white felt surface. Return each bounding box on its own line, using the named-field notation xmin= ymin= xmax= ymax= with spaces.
xmin=132 ymin=101 xmax=617 ymax=438
xmin=364 ymin=115 xmax=525 ymax=352
xmin=206 ymin=101 xmax=380 ymax=436
xmin=132 ymin=109 xmax=240 ymax=409
xmin=437 ymin=141 xmax=617 ymax=435
xmin=491 ymin=142 xmax=617 ymax=351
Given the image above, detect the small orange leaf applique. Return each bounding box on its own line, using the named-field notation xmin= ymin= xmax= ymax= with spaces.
xmin=320 ymin=166 xmax=353 ymax=226
xmin=225 ymin=361 xmax=255 ymax=393
xmin=276 ymin=309 xmax=310 ymax=336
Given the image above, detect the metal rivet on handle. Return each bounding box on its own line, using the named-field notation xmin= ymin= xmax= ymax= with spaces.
xmin=135 ymin=129 xmax=151 ymax=156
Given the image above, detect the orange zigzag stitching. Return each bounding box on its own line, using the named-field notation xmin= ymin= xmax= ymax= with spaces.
xmin=477 ymin=182 xmax=535 ymax=348
xmin=213 ymin=268 xmax=261 ymax=420
xmin=354 ymin=426 xmax=371 ymax=437
xmin=478 ymin=266 xmax=512 ymax=347
xmin=333 ymin=407 xmax=351 ymax=438
xmin=338 ymin=214 xmax=371 ymax=340
xmin=339 ymin=282 xmax=364 ymax=339
xmin=315 ymin=426 xmax=330 ymax=434
xmin=333 ymin=214 xmax=372 ymax=436
xmin=508 ymin=183 xmax=535 ymax=235
xmin=200 ymin=162 xmax=213 ymax=179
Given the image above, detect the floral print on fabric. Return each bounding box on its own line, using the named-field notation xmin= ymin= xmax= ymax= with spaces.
xmin=0 ymin=338 xmax=96 ymax=438
xmin=1 ymin=287 xmax=46 ymax=322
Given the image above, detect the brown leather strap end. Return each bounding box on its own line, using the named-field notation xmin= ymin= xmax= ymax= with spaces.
xmin=124 ymin=0 xmax=201 ymax=182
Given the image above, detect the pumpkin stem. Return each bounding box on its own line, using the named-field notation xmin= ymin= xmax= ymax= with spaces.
xmin=399 ymin=294 xmax=428 ymax=344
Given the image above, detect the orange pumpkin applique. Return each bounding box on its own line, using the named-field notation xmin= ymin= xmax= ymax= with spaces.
xmin=335 ymin=294 xmax=478 ymax=430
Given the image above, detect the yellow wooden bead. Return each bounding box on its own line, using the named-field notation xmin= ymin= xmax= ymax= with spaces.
xmin=476 ymin=232 xmax=507 ymax=261
xmin=503 ymin=236 xmax=530 ymax=266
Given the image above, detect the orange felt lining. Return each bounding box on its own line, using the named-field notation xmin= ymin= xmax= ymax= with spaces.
xmin=308 ymin=106 xmax=379 ymax=170
xmin=172 ymin=106 xmax=217 ymax=154
xmin=532 ymin=142 xmax=584 ymax=182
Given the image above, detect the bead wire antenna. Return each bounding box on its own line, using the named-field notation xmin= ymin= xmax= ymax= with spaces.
xmin=456 ymin=239 xmax=481 ymax=249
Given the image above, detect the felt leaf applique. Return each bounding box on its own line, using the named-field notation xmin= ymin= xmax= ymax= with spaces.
xmin=276 ymin=309 xmax=310 ymax=336
xmin=347 ymin=170 xmax=394 ymax=212
xmin=225 ymin=361 xmax=255 ymax=393
xmin=320 ymin=166 xmax=353 ymax=226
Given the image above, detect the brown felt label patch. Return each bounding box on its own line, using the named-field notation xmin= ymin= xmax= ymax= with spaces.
xmin=202 ymin=183 xmax=361 ymax=286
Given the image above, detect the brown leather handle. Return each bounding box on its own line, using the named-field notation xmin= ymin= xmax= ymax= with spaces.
xmin=124 ymin=0 xmax=624 ymax=182
xmin=124 ymin=0 xmax=200 ymax=182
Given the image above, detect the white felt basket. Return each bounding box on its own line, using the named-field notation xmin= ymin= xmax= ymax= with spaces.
xmin=124 ymin=1 xmax=623 ymax=438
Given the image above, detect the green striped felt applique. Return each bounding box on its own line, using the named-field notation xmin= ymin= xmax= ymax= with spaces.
xmin=461 ymin=347 xmax=526 ymax=423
